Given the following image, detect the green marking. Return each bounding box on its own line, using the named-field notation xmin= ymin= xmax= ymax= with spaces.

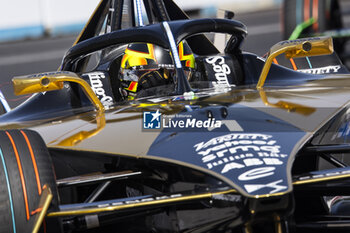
xmin=289 ymin=17 xmax=316 ymax=40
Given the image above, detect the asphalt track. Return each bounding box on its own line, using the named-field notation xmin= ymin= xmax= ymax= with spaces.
xmin=0 ymin=6 xmax=294 ymax=108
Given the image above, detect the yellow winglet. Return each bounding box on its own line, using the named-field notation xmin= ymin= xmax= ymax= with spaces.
xmin=259 ymin=90 xmax=316 ymax=116
xmin=12 ymin=71 xmax=104 ymax=113
xmin=257 ymin=36 xmax=334 ymax=89
xmin=32 ymin=185 xmax=53 ymax=233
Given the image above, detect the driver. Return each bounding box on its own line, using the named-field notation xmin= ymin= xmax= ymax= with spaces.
xmin=119 ymin=42 xmax=195 ymax=100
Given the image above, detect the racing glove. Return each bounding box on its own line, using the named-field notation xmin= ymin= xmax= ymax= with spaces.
xmin=138 ymin=69 xmax=169 ymax=91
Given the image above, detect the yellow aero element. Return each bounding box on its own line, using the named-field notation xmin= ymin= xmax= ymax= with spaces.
xmin=55 ymin=112 xmax=105 ymax=147
xmin=32 ymin=185 xmax=52 ymax=233
xmin=13 ymin=71 xmax=68 ymax=95
xmin=13 ymin=71 xmax=104 ymax=113
xmin=257 ymin=36 xmax=334 ymax=89
xmin=46 ymin=189 xmax=237 ymax=217
xmin=259 ymin=90 xmax=315 ymax=116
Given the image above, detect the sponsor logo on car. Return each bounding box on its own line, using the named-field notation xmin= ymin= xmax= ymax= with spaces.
xmin=88 ymin=72 xmax=114 ymax=109
xmin=212 ymin=194 xmax=242 ymax=202
xmin=244 ymin=179 xmax=286 ymax=194
xmin=97 ymin=193 xmax=183 ymax=208
xmin=278 ymin=37 xmax=321 ymax=46
xmin=298 ymin=65 xmax=341 ymax=74
xmin=193 ymin=133 xmax=289 ymax=194
xmin=296 ymin=169 xmax=350 ymax=182
xmin=205 ymin=56 xmax=231 ymax=88
xmin=26 ymin=71 xmax=72 ymax=78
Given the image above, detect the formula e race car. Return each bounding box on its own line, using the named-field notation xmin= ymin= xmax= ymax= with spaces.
xmin=2 ymin=0 xmax=350 ymax=232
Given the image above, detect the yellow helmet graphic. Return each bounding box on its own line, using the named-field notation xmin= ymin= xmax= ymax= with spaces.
xmin=178 ymin=41 xmax=195 ymax=69
xmin=121 ymin=42 xmax=194 ymax=69
xmin=119 ymin=41 xmax=195 ymax=100
xmin=121 ymin=43 xmax=157 ymax=69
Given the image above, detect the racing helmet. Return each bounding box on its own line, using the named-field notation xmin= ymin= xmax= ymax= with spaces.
xmin=119 ymin=41 xmax=195 ymax=100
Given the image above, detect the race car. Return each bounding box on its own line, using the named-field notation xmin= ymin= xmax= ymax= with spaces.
xmin=2 ymin=0 xmax=350 ymax=232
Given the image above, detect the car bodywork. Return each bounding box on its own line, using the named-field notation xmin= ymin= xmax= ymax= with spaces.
xmin=2 ymin=0 xmax=350 ymax=232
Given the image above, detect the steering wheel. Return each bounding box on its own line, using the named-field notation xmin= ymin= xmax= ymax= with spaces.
xmin=61 ymin=18 xmax=247 ymax=94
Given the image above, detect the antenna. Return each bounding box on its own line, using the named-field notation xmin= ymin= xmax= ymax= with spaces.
xmin=135 ymin=0 xmax=144 ymax=26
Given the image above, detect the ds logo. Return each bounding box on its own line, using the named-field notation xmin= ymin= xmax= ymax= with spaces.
xmin=143 ymin=110 xmax=161 ymax=129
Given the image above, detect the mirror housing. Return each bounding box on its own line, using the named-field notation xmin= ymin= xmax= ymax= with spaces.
xmin=12 ymin=71 xmax=104 ymax=112
xmin=13 ymin=71 xmax=71 ymax=95
xmin=257 ymin=36 xmax=334 ymax=89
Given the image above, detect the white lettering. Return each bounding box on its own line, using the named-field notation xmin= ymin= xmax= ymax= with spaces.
xmin=263 ymin=158 xmax=283 ymax=165
xmin=221 ymin=162 xmax=245 ymax=173
xmin=205 ymin=56 xmax=231 ymax=87
xmin=229 ymin=146 xmax=261 ymax=154
xmin=243 ymin=158 xmax=264 ymax=167
xmin=194 ymin=134 xmax=273 ymax=151
xmin=202 ymin=154 xmax=216 ymax=163
xmin=205 ymin=56 xmax=225 ymax=65
xmin=298 ymin=65 xmax=341 ymax=74
xmin=238 ymin=167 xmax=276 ymax=181
xmin=89 ymin=72 xmax=113 ymax=108
xmin=186 ymin=118 xmax=196 ymax=127
xmin=244 ymin=179 xmax=287 ymax=194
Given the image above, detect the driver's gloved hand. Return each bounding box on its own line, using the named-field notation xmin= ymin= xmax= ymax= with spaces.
xmin=190 ymin=70 xmax=204 ymax=82
xmin=138 ymin=69 xmax=169 ymax=90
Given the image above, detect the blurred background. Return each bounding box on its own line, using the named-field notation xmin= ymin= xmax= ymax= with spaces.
xmin=0 ymin=1 xmax=282 ymax=69
xmin=0 ymin=0 xmax=281 ymax=42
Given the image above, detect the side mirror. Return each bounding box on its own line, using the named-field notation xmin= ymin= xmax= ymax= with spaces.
xmin=12 ymin=71 xmax=104 ymax=112
xmin=257 ymin=36 xmax=334 ymax=89
xmin=13 ymin=71 xmax=69 ymax=95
